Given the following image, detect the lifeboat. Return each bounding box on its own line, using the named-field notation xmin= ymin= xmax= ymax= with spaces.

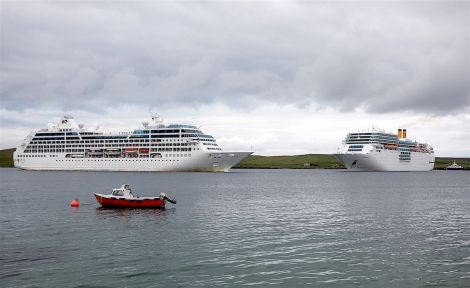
xmin=418 ymin=144 xmax=429 ymax=153
xmin=383 ymin=143 xmax=398 ymax=150
xmin=66 ymin=153 xmax=85 ymax=158
xmin=139 ymin=148 xmax=149 ymax=154
xmin=94 ymin=184 xmax=176 ymax=208
xmin=124 ymin=148 xmax=138 ymax=153
xmin=151 ymin=153 xmax=162 ymax=158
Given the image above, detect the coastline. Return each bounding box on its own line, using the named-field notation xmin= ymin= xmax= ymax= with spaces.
xmin=1 ymin=148 xmax=468 ymax=170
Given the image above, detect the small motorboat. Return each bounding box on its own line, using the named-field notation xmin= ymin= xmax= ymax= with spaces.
xmin=95 ymin=184 xmax=176 ymax=208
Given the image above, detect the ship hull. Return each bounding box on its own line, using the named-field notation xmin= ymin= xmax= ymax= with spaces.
xmin=335 ymin=150 xmax=434 ymax=171
xmin=13 ymin=151 xmax=252 ymax=172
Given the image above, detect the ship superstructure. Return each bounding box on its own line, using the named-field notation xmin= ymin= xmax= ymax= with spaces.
xmin=335 ymin=128 xmax=435 ymax=171
xmin=13 ymin=115 xmax=252 ymax=172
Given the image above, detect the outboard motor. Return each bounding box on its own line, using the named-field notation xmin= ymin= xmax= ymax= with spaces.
xmin=159 ymin=192 xmax=177 ymax=204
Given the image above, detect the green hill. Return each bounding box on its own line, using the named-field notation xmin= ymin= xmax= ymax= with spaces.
xmin=0 ymin=148 xmax=468 ymax=170
xmin=0 ymin=148 xmax=15 ymax=167
xmin=433 ymin=157 xmax=470 ymax=170
xmin=234 ymin=154 xmax=342 ymax=169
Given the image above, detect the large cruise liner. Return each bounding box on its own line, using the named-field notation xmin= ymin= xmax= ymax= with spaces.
xmin=335 ymin=128 xmax=435 ymax=171
xmin=13 ymin=115 xmax=252 ymax=172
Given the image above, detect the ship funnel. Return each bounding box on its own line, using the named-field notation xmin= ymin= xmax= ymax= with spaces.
xmin=398 ymin=128 xmax=403 ymax=138
xmin=403 ymin=129 xmax=407 ymax=138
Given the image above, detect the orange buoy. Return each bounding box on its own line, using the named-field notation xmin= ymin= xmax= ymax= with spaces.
xmin=70 ymin=199 xmax=80 ymax=207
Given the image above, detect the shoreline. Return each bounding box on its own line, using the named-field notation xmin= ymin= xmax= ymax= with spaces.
xmin=1 ymin=148 xmax=468 ymax=170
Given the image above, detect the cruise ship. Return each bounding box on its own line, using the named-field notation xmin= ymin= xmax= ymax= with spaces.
xmin=335 ymin=128 xmax=435 ymax=171
xmin=13 ymin=115 xmax=252 ymax=172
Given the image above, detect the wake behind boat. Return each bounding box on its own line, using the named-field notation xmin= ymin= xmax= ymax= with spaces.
xmin=95 ymin=184 xmax=176 ymax=208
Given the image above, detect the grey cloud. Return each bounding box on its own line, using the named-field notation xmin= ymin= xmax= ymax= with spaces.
xmin=1 ymin=1 xmax=468 ymax=114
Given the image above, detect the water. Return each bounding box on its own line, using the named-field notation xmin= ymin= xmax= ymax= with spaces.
xmin=0 ymin=168 xmax=469 ymax=287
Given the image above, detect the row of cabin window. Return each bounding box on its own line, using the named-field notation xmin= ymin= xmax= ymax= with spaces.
xmin=56 ymin=159 xmax=186 ymax=162
xmin=26 ymin=144 xmax=195 ymax=150
xmin=151 ymin=148 xmax=192 ymax=152
xmin=27 ymin=142 xmax=197 ymax=149
xmin=17 ymin=154 xmax=58 ymax=158
xmin=35 ymin=130 xmax=76 ymax=136
xmin=19 ymin=154 xmax=192 ymax=159
xmin=76 ymin=133 xmax=200 ymax=139
xmin=30 ymin=138 xmax=188 ymax=144
xmin=35 ymin=130 xmax=185 ymax=136
xmin=23 ymin=147 xmax=194 ymax=153
xmin=32 ymin=147 xmax=194 ymax=152
xmin=202 ymin=142 xmax=218 ymax=146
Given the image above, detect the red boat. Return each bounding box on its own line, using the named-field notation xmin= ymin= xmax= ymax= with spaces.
xmin=94 ymin=184 xmax=176 ymax=208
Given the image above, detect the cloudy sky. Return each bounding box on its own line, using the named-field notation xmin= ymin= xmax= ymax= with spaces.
xmin=1 ymin=0 xmax=469 ymax=156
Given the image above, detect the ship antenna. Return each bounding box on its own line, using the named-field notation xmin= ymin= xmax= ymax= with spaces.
xmin=149 ymin=108 xmax=160 ymax=122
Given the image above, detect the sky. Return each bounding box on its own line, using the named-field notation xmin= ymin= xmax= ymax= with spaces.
xmin=1 ymin=0 xmax=469 ymax=156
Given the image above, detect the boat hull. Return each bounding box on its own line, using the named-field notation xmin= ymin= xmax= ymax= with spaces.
xmin=95 ymin=194 xmax=165 ymax=208
xmin=335 ymin=150 xmax=435 ymax=171
xmin=14 ymin=151 xmax=253 ymax=172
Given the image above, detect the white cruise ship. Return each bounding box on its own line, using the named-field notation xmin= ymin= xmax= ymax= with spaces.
xmin=335 ymin=128 xmax=435 ymax=171
xmin=13 ymin=115 xmax=252 ymax=172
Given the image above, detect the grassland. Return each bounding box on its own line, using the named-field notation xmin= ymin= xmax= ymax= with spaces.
xmin=0 ymin=148 xmax=15 ymax=167
xmin=433 ymin=157 xmax=470 ymax=170
xmin=0 ymin=148 xmax=468 ymax=170
xmin=233 ymin=154 xmax=343 ymax=169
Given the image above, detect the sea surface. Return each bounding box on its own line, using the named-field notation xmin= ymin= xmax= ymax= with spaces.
xmin=0 ymin=168 xmax=469 ymax=288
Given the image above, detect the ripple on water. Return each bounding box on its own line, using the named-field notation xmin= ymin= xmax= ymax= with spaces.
xmin=0 ymin=169 xmax=469 ymax=287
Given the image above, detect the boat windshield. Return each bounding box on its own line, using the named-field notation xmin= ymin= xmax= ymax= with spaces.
xmin=112 ymin=189 xmax=124 ymax=196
